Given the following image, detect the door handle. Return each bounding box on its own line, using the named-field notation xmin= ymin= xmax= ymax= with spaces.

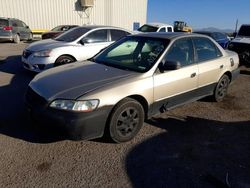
xmin=190 ymin=73 xmax=196 ymax=78
xmin=220 ymin=65 xmax=224 ymax=69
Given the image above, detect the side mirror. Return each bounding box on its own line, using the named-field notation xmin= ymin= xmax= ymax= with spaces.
xmin=26 ymin=26 xmax=29 ymax=29
xmin=159 ymin=60 xmax=181 ymax=72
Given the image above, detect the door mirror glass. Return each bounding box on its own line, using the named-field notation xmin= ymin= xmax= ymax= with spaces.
xmin=159 ymin=60 xmax=181 ymax=72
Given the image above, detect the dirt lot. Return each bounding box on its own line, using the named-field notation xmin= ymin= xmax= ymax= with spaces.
xmin=0 ymin=42 xmax=250 ymax=188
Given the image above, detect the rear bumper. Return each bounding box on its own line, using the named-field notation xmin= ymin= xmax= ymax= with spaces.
xmin=0 ymin=35 xmax=13 ymax=41
xmin=231 ymin=68 xmax=240 ymax=82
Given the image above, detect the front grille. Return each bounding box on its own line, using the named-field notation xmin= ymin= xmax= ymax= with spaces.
xmin=23 ymin=50 xmax=33 ymax=59
xmin=25 ymin=86 xmax=47 ymax=107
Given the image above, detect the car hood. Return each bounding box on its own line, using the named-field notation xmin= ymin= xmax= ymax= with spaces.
xmin=29 ymin=61 xmax=138 ymax=101
xmin=25 ymin=39 xmax=72 ymax=51
xmin=231 ymin=37 xmax=250 ymax=44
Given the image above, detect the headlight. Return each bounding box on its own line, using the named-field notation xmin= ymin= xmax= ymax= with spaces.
xmin=50 ymin=99 xmax=99 ymax=112
xmin=33 ymin=49 xmax=52 ymax=57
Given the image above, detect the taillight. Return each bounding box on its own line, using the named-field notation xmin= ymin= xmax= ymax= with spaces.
xmin=3 ymin=26 xmax=13 ymax=31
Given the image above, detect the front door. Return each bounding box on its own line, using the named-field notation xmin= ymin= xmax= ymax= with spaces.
xmin=153 ymin=38 xmax=198 ymax=112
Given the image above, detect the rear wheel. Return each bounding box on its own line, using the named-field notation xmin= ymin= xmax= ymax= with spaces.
xmin=213 ymin=74 xmax=230 ymax=102
xmin=108 ymin=98 xmax=144 ymax=143
xmin=54 ymin=55 xmax=75 ymax=67
xmin=13 ymin=34 xmax=20 ymax=44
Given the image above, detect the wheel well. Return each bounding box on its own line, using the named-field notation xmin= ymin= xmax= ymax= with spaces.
xmin=55 ymin=54 xmax=77 ymax=62
xmin=127 ymin=95 xmax=149 ymax=120
xmin=224 ymin=71 xmax=232 ymax=82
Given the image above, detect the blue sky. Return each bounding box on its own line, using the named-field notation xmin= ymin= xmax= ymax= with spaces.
xmin=147 ymin=0 xmax=250 ymax=30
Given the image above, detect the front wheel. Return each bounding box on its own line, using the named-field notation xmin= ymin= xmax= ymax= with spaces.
xmin=108 ymin=98 xmax=144 ymax=143
xmin=213 ymin=74 xmax=230 ymax=102
xmin=54 ymin=55 xmax=75 ymax=67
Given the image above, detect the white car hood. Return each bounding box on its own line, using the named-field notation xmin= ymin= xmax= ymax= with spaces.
xmin=26 ymin=39 xmax=73 ymax=51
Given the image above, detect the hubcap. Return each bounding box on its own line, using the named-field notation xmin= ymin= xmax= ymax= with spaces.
xmin=217 ymin=78 xmax=228 ymax=98
xmin=58 ymin=58 xmax=73 ymax=65
xmin=116 ymin=107 xmax=139 ymax=137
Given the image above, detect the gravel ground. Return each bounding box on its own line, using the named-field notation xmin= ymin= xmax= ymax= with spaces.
xmin=0 ymin=42 xmax=249 ymax=188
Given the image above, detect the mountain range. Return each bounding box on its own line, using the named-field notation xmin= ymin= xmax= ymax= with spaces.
xmin=194 ymin=27 xmax=234 ymax=33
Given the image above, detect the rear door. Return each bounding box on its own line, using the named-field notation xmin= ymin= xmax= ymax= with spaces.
xmin=193 ymin=37 xmax=225 ymax=94
xmin=153 ymin=37 xmax=198 ymax=110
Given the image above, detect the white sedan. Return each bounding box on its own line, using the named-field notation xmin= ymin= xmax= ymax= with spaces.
xmin=22 ymin=25 xmax=131 ymax=72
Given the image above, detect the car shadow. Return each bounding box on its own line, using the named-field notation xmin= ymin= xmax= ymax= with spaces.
xmin=0 ymin=55 xmax=65 ymax=143
xmin=126 ymin=117 xmax=250 ymax=188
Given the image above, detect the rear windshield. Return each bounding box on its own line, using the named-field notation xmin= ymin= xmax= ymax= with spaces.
xmin=238 ymin=25 xmax=250 ymax=37
xmin=54 ymin=27 xmax=90 ymax=42
xmin=0 ymin=19 xmax=8 ymax=27
xmin=138 ymin=25 xmax=158 ymax=32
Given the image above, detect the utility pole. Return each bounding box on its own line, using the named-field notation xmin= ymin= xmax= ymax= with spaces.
xmin=235 ymin=19 xmax=238 ymax=33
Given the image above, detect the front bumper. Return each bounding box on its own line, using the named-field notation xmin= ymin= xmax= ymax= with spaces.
xmin=25 ymin=87 xmax=113 ymax=140
xmin=22 ymin=54 xmax=55 ymax=72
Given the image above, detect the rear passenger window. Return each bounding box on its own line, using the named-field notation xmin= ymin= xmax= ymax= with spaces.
xmin=165 ymin=38 xmax=194 ymax=67
xmin=193 ymin=37 xmax=222 ymax=62
xmin=167 ymin=27 xmax=173 ymax=32
xmin=159 ymin=27 xmax=166 ymax=32
xmin=110 ymin=30 xmax=127 ymax=41
xmin=84 ymin=29 xmax=108 ymax=43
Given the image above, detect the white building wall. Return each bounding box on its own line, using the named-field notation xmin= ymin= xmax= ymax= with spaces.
xmin=0 ymin=0 xmax=147 ymax=31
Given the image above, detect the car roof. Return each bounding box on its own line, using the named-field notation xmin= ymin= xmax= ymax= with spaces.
xmin=132 ymin=32 xmax=204 ymax=40
xmin=0 ymin=17 xmax=19 ymax=20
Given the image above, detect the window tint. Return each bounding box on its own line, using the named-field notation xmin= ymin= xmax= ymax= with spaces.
xmin=16 ymin=20 xmax=24 ymax=27
xmin=95 ymin=36 xmax=169 ymax=72
xmin=138 ymin=25 xmax=158 ymax=32
xmin=193 ymin=37 xmax=222 ymax=62
xmin=11 ymin=20 xmax=18 ymax=27
xmin=110 ymin=30 xmax=127 ymax=41
xmin=167 ymin=27 xmax=173 ymax=32
xmin=159 ymin=27 xmax=166 ymax=32
xmin=0 ymin=19 xmax=8 ymax=26
xmin=238 ymin=25 xmax=250 ymax=37
xmin=84 ymin=29 xmax=108 ymax=43
xmin=165 ymin=38 xmax=194 ymax=67
xmin=55 ymin=27 xmax=90 ymax=42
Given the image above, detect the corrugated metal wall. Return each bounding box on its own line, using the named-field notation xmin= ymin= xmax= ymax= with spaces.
xmin=0 ymin=0 xmax=147 ymax=31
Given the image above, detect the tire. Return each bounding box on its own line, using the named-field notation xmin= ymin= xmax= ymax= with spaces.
xmin=13 ymin=34 xmax=20 ymax=44
xmin=54 ymin=55 xmax=75 ymax=67
xmin=108 ymin=98 xmax=144 ymax=143
xmin=213 ymin=74 xmax=230 ymax=102
xmin=27 ymin=32 xmax=33 ymax=41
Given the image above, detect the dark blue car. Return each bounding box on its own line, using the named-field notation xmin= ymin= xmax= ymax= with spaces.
xmin=194 ymin=31 xmax=230 ymax=49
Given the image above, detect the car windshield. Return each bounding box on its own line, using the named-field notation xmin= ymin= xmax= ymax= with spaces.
xmin=138 ymin=25 xmax=158 ymax=32
xmin=0 ymin=19 xmax=8 ymax=27
xmin=51 ymin=26 xmax=63 ymax=31
xmin=54 ymin=27 xmax=90 ymax=42
xmin=238 ymin=25 xmax=250 ymax=37
xmin=94 ymin=36 xmax=169 ymax=73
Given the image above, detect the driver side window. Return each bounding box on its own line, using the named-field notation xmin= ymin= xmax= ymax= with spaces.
xmin=165 ymin=38 xmax=194 ymax=67
xmin=83 ymin=29 xmax=108 ymax=44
